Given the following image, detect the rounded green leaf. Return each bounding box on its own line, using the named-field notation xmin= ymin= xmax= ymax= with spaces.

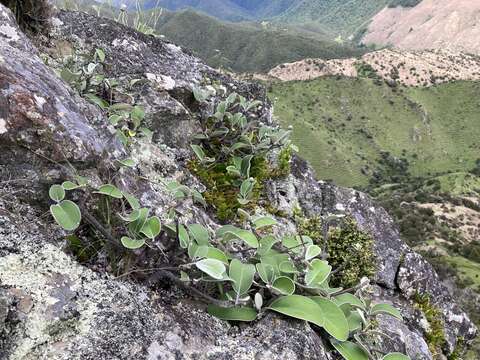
xmin=128 ymin=208 xmax=149 ymax=233
xmin=207 ymin=305 xmax=257 ymax=322
xmin=256 ymin=263 xmax=275 ymax=284
xmin=178 ymin=224 xmax=190 ymax=249
xmin=272 ymin=276 xmax=295 ymax=295
xmin=196 ymin=259 xmax=226 ymax=280
xmin=224 ymin=229 xmax=259 ymax=248
xmin=121 ymin=236 xmax=145 ymax=250
xmin=123 ymin=192 xmax=140 ymax=210
xmin=188 ymin=224 xmax=210 ymax=245
xmin=305 ymin=244 xmax=322 ymax=261
xmin=371 ymin=303 xmax=402 ymax=320
xmin=258 ymin=235 xmax=279 ymax=256
xmin=190 ymin=144 xmax=205 ymax=161
xmin=282 ymin=235 xmax=312 ymax=254
xmin=305 ymin=259 xmax=332 ymax=287
xmin=118 ymin=209 xmax=141 ymax=222
xmin=49 ymin=185 xmax=65 ymax=202
xmin=62 ymin=181 xmax=82 ymax=191
xmin=95 ymin=48 xmax=105 ymax=62
xmin=131 ymin=106 xmax=145 ymax=128
xmin=50 ymin=200 xmax=81 ymax=231
xmin=215 ymin=225 xmax=238 ymax=238
xmin=118 ymin=158 xmax=135 ymax=167
xmin=75 ymin=176 xmax=88 ymax=186
xmin=260 ymin=253 xmax=290 ymax=277
xmin=94 ymin=184 xmax=123 ymax=199
xmin=229 ymin=259 xmax=256 ymax=297
xmin=140 ymin=216 xmax=161 ymax=239
xmin=206 ymin=247 xmax=229 ymax=264
xmin=310 ymin=297 xmax=349 ymax=341
xmin=279 ymin=260 xmax=298 ymax=274
xmin=189 ymin=244 xmax=209 ymax=259
xmin=382 ymin=353 xmax=411 ymax=360
xmin=268 ymin=295 xmax=325 ymax=328
xmin=252 ymin=216 xmax=277 ymax=230
xmin=333 ymin=294 xmax=366 ymax=310
xmin=347 ymin=310 xmax=364 ymax=332
xmin=331 ymin=341 xmax=369 ymax=360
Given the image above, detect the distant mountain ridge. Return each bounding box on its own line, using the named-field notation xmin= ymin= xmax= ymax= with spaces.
xmin=154 ymin=9 xmax=363 ymax=72
xmin=101 ymin=0 xmax=480 ymax=62
xmin=112 ymin=0 xmax=418 ymax=29
xmin=112 ymin=0 xmax=295 ymax=21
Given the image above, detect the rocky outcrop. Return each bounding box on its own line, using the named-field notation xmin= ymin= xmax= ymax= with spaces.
xmin=0 ymin=5 xmax=476 ymax=359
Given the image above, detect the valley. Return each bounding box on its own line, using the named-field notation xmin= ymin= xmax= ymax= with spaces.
xmin=154 ymin=9 xmax=363 ymax=72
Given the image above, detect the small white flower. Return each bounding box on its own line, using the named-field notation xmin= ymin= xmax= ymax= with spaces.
xmin=120 ymin=4 xmax=127 ymax=11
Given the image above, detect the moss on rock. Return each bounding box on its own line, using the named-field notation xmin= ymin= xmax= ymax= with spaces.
xmin=295 ymin=213 xmax=376 ymax=288
xmin=188 ymin=156 xmax=270 ymax=222
xmin=413 ymin=293 xmax=447 ymax=357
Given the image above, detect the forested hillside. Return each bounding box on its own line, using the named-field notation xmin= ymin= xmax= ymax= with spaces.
xmin=155 ymin=10 xmax=363 ymax=72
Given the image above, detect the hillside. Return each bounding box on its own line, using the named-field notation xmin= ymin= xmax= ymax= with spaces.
xmin=269 ymin=78 xmax=480 ymax=188
xmin=277 ymin=0 xmax=390 ymax=38
xmin=154 ymin=10 xmax=364 ymax=72
xmin=362 ymin=0 xmax=480 ymax=54
xmin=107 ymin=0 xmax=480 ymax=54
xmin=61 ymin=1 xmax=365 ymax=73
xmin=268 ymin=49 xmax=480 ymax=86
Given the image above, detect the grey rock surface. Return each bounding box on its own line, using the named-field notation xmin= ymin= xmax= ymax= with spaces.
xmin=0 ymin=4 xmax=476 ymax=359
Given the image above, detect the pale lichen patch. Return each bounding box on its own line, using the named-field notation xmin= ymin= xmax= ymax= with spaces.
xmin=145 ymin=73 xmax=176 ymax=90
xmin=0 ymin=118 xmax=7 ymax=134
xmin=34 ymin=94 xmax=47 ymax=110
xmin=0 ymin=24 xmax=20 ymax=42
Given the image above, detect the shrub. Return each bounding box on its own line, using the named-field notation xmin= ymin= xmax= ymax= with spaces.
xmin=327 ymin=218 xmax=376 ymax=288
xmin=46 ymin=45 xmax=410 ymax=360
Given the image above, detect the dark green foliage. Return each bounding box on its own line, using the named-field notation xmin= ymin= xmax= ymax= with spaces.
xmin=277 ymin=0 xmax=390 ymax=36
xmin=413 ymin=293 xmax=447 ymax=356
xmin=327 ymin=218 xmax=376 ymax=288
xmin=471 ymin=159 xmax=480 ymax=176
xmin=188 ymin=157 xmax=269 ymax=222
xmin=355 ymin=61 xmax=379 ymax=79
xmin=460 ymin=242 xmax=480 ymax=264
xmin=1 ymin=0 xmax=52 ymax=33
xmin=388 ymin=0 xmax=422 ymax=8
xmin=296 ymin=215 xmax=376 ymax=288
xmin=155 ymin=10 xmax=365 ymax=72
xmin=270 ymin=146 xmax=293 ymax=178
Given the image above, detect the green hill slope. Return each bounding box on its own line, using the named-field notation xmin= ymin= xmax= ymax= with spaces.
xmin=277 ymin=0 xmax=390 ymax=37
xmin=269 ymin=78 xmax=480 ymax=187
xmin=155 ymin=10 xmax=364 ymax=72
